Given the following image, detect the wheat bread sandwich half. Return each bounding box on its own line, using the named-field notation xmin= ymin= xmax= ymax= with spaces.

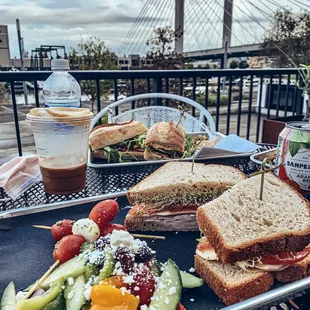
xmin=197 ymin=173 xmax=310 ymax=264
xmin=194 ymin=254 xmax=274 ymax=306
xmin=125 ymin=162 xmax=245 ymax=231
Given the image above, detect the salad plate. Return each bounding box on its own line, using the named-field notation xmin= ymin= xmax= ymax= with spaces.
xmin=0 ymin=195 xmax=309 ymax=310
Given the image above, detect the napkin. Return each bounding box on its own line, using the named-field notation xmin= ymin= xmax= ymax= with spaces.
xmin=195 ymin=134 xmax=261 ymax=159
xmin=214 ymin=134 xmax=261 ymax=153
xmin=0 ymin=155 xmax=42 ymax=200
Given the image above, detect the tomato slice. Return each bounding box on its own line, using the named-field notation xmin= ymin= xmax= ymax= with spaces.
xmin=261 ymin=248 xmax=310 ymax=265
xmin=197 ymin=240 xmax=214 ymax=252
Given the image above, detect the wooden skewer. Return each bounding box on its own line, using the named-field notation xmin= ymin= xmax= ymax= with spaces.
xmin=24 ymin=260 xmax=60 ymax=299
xmin=130 ymin=233 xmax=165 ymax=240
xmin=32 ymin=225 xmax=166 ymax=240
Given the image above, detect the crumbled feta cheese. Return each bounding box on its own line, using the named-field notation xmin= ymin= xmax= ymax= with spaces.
xmin=67 ymin=277 xmax=74 ymax=286
xmin=168 ymin=287 xmax=176 ymax=295
xmin=83 ymin=287 xmax=92 ymax=300
xmin=88 ymin=250 xmax=104 ymax=266
xmin=149 ymin=305 xmax=156 ymax=310
xmin=61 ymin=286 xmax=65 ymax=290
xmin=189 ymin=267 xmax=195 ymax=273
xmin=140 ymin=305 xmax=148 ymax=310
xmin=111 ymin=230 xmax=134 ymax=248
xmin=134 ymin=286 xmax=140 ymax=291
xmin=190 ymin=298 xmax=195 ymax=302
xmin=175 ymin=232 xmax=179 ymax=234
xmin=123 ymin=275 xmax=135 ymax=284
xmin=120 ymin=287 xmax=130 ymax=296
xmin=157 ymin=281 xmax=166 ymax=289
xmin=165 ymin=297 xmax=170 ymax=304
xmin=67 ymin=291 xmax=74 ymax=300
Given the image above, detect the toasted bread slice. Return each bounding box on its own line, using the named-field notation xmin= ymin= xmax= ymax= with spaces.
xmin=89 ymin=120 xmax=147 ymax=151
xmin=127 ymin=162 xmax=245 ymax=208
xmin=194 ymin=255 xmax=274 ymax=306
xmin=197 ymin=173 xmax=310 ymax=264
xmin=275 ymin=254 xmax=310 ymax=282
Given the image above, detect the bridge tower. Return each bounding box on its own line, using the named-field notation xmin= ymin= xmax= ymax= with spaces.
xmin=222 ymin=0 xmax=234 ymax=68
xmin=175 ymin=0 xmax=185 ymax=54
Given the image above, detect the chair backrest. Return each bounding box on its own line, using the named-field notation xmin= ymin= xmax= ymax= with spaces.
xmin=113 ymin=106 xmax=201 ymax=132
xmin=90 ymin=93 xmax=216 ymax=136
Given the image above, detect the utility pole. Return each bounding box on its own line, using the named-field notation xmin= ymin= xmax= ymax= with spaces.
xmin=175 ymin=0 xmax=184 ymax=54
xmin=16 ymin=19 xmax=28 ymax=105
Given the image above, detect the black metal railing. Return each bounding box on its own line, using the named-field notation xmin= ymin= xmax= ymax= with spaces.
xmin=0 ymin=68 xmax=303 ymax=157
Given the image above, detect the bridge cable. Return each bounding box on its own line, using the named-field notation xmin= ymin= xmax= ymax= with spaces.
xmin=230 ymin=0 xmax=306 ymax=73
xmin=289 ymin=0 xmax=310 ymax=9
xmin=190 ymin=0 xmax=219 ymax=50
xmin=213 ymin=0 xmax=246 ymax=46
xmin=183 ymin=0 xmax=207 ymax=50
xmin=128 ymin=0 xmax=167 ymax=54
xmin=200 ymin=0 xmax=224 ymax=50
xmin=119 ymin=0 xmax=152 ymax=55
xmin=197 ymin=0 xmax=224 ymax=47
xmin=128 ymin=0 xmax=165 ymax=54
xmin=121 ymin=0 xmax=157 ymax=55
xmin=143 ymin=0 xmax=175 ymax=54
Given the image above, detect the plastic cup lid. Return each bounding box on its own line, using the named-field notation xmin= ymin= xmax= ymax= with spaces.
xmin=26 ymin=107 xmax=93 ymax=122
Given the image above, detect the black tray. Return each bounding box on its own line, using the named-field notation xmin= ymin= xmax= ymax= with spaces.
xmin=0 ymin=145 xmax=275 ymax=213
xmin=1 ymin=195 xmax=310 ymax=310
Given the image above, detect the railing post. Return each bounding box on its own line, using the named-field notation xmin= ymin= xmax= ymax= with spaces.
xmin=154 ymin=78 xmax=162 ymax=105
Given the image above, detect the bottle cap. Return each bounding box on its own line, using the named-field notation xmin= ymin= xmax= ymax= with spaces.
xmin=51 ymin=59 xmax=70 ymax=71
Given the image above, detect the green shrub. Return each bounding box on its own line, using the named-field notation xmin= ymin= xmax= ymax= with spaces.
xmin=196 ymin=92 xmax=228 ymax=107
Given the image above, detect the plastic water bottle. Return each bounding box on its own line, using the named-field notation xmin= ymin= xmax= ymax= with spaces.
xmin=43 ymin=59 xmax=81 ymax=108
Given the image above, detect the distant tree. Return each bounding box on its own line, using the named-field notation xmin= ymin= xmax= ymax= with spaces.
xmin=186 ymin=62 xmax=194 ymax=69
xmin=230 ymin=60 xmax=239 ymax=69
xmin=262 ymin=9 xmax=310 ymax=67
xmin=144 ymin=26 xmax=185 ymax=70
xmin=69 ymin=36 xmax=118 ymax=110
xmin=239 ymin=60 xmax=249 ymax=69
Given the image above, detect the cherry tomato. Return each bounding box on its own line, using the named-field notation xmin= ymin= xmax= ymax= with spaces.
xmin=51 ymin=219 xmax=75 ymax=241
xmin=89 ymin=200 xmax=119 ymax=230
xmin=177 ymin=303 xmax=187 ymax=310
xmin=261 ymin=248 xmax=310 ymax=265
xmin=100 ymin=223 xmax=127 ymax=236
xmin=53 ymin=235 xmax=85 ymax=264
xmin=129 ymin=268 xmax=155 ymax=307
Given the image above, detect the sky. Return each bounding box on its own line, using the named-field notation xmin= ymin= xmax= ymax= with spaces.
xmin=0 ymin=0 xmax=306 ymax=58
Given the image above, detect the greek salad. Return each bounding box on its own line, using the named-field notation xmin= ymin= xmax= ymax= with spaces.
xmin=1 ymin=200 xmax=203 ymax=310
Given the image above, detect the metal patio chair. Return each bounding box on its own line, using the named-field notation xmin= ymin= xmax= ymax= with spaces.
xmin=90 ymin=93 xmax=219 ymax=139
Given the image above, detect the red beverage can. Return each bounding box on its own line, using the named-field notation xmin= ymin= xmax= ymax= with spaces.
xmin=275 ymin=122 xmax=310 ymax=193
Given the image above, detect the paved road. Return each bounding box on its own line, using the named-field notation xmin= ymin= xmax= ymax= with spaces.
xmin=0 ymin=102 xmax=265 ymax=165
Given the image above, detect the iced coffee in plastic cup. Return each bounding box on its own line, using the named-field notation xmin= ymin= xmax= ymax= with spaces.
xmin=26 ymin=107 xmax=93 ymax=195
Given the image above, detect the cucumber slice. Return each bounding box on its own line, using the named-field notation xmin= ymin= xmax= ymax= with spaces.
xmin=42 ymin=292 xmax=66 ymax=310
xmin=94 ymin=247 xmax=114 ymax=284
xmin=149 ymin=259 xmax=182 ymax=310
xmin=41 ymin=256 xmax=87 ymax=289
xmin=180 ymin=271 xmax=203 ymax=289
xmin=17 ymin=278 xmax=64 ymax=310
xmin=84 ymin=265 xmax=99 ymax=282
xmin=1 ymin=282 xmax=16 ymax=310
xmin=64 ymin=275 xmax=86 ymax=310
xmin=149 ymin=259 xmax=161 ymax=277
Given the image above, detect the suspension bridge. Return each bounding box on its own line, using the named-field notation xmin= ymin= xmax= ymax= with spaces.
xmin=118 ymin=0 xmax=310 ymax=67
